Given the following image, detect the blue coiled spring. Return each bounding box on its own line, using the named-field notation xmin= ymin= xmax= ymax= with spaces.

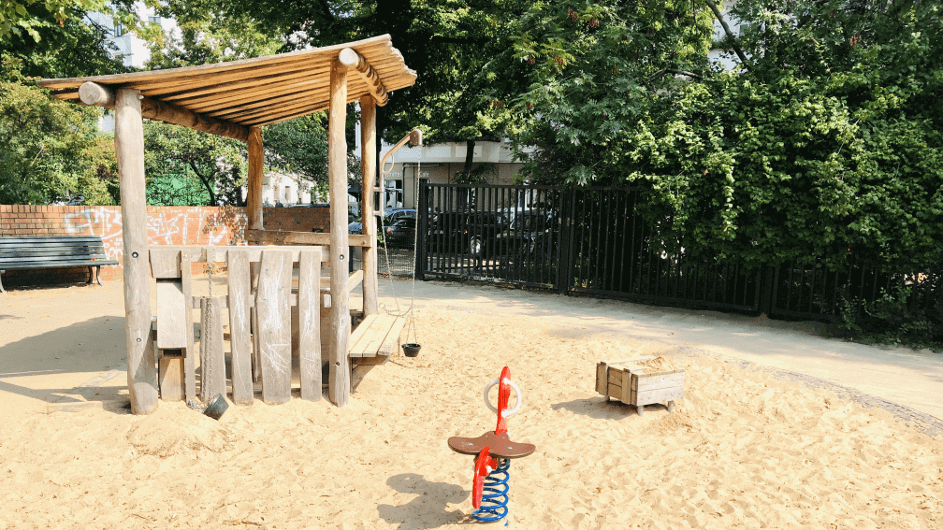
xmin=472 ymin=458 xmax=511 ymax=523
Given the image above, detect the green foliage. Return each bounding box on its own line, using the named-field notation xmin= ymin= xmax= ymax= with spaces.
xmin=833 ymin=281 xmax=943 ymax=351
xmin=262 ymin=114 xmax=330 ymax=196
xmin=499 ymin=0 xmax=943 ymax=273
xmin=0 ymin=0 xmax=105 ymax=42
xmin=143 ymin=121 xmax=246 ymax=206
xmin=0 ymin=60 xmax=116 ymax=205
xmin=487 ymin=0 xmax=716 ymax=185
xmin=145 ymin=0 xmax=283 ymax=69
xmin=0 ymin=2 xmax=127 ymax=79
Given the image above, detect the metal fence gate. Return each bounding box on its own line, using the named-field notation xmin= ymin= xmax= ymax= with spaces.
xmin=416 ymin=182 xmax=939 ymax=322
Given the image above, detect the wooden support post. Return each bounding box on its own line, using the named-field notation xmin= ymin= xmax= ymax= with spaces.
xmin=360 ymin=95 xmax=379 ymax=317
xmin=200 ymin=296 xmax=226 ymax=401
xmin=227 ymin=250 xmax=254 ymax=405
xmin=180 ymin=250 xmax=196 ymax=402
xmin=246 ymin=126 xmax=264 ymax=231
xmin=115 ymin=88 xmax=158 ymax=415
xmin=246 ymin=126 xmax=264 ymax=386
xmin=298 ymin=249 xmax=322 ymax=401
xmin=328 ymin=60 xmax=351 ymax=406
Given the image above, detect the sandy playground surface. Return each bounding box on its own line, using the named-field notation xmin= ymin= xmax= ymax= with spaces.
xmin=1 ymin=277 xmax=942 ymax=529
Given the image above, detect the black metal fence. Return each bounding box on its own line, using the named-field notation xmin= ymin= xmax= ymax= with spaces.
xmin=416 ymin=182 xmax=940 ymax=322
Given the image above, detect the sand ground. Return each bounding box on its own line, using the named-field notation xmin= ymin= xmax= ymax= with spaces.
xmin=1 ymin=277 xmax=941 ymax=529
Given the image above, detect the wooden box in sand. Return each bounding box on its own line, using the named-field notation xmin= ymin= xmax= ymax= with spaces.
xmin=596 ymin=356 xmax=685 ymax=416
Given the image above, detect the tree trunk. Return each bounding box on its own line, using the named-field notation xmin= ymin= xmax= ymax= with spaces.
xmin=463 ymin=139 xmax=475 ymax=178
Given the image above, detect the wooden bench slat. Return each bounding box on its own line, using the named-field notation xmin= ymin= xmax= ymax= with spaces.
xmin=0 ymin=237 xmax=105 ymax=244
xmin=348 ymin=314 xmax=379 ymax=358
xmin=358 ymin=314 xmax=396 ymax=358
xmin=0 ymin=247 xmax=107 ymax=254
xmin=0 ymin=246 xmax=107 ymax=253
xmin=0 ymin=254 xmax=111 ymax=262
xmin=0 ymin=260 xmax=118 ymax=269
xmin=377 ymin=316 xmax=408 ymax=357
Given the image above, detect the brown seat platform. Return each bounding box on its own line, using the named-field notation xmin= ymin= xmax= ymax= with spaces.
xmin=448 ymin=431 xmax=536 ymax=460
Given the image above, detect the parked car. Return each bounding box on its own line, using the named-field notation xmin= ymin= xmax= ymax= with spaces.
xmin=381 ymin=208 xmax=416 ymax=225
xmin=383 ymin=217 xmax=417 ymax=248
xmin=348 ymin=218 xmax=363 ymax=234
xmin=493 ymin=210 xmax=556 ymax=260
xmin=350 ymin=208 xmax=417 ymax=237
xmin=426 ymin=211 xmax=509 ymax=257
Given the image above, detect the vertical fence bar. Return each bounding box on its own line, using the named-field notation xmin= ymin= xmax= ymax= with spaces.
xmin=626 ymin=191 xmax=637 ymax=294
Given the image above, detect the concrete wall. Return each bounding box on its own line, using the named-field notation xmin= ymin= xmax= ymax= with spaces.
xmin=0 ymin=205 xmax=331 ymax=287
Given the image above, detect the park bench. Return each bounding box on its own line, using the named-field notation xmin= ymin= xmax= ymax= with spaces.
xmin=0 ymin=236 xmax=119 ymax=293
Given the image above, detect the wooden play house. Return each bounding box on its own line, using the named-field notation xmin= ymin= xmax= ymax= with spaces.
xmin=39 ymin=35 xmax=417 ymax=414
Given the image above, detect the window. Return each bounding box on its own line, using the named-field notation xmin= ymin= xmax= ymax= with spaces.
xmin=114 ymin=23 xmax=125 ymax=36
xmin=148 ymin=15 xmax=161 ymax=24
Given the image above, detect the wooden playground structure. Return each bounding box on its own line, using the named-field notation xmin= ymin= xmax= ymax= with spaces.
xmin=39 ymin=35 xmax=417 ymax=414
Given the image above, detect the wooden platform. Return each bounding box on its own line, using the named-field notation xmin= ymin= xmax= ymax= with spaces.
xmin=596 ymin=357 xmax=685 ymax=417
xmin=349 ymin=313 xmax=407 ymax=365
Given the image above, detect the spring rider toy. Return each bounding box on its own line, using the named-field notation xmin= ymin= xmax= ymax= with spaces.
xmin=448 ymin=367 xmax=536 ymax=523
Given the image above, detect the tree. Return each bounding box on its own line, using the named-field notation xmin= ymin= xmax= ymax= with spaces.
xmin=0 ymin=2 xmax=128 ymax=79
xmin=145 ymin=0 xmax=284 ymax=70
xmin=262 ymin=113 xmax=330 ymax=198
xmin=487 ymin=0 xmax=943 ymax=273
xmin=0 ymin=57 xmax=115 ymax=205
xmin=484 ymin=0 xmax=715 ymax=185
xmin=155 ymin=0 xmax=529 ymax=178
xmin=143 ymin=120 xmax=247 ymax=206
xmin=1 ymin=0 xmax=104 ymax=42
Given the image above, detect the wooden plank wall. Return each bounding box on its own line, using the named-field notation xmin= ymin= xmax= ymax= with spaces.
xmin=149 ymin=245 xmax=334 ymax=407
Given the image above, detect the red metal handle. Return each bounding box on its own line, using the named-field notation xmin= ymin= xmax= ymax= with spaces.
xmin=472 ymin=446 xmax=498 ymax=509
xmin=495 ymin=366 xmax=511 ymax=435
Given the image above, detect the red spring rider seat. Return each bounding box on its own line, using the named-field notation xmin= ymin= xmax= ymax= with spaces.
xmin=448 ymin=366 xmax=536 ymax=523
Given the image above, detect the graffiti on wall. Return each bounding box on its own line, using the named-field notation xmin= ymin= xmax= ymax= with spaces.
xmin=63 ymin=207 xmax=249 ymax=262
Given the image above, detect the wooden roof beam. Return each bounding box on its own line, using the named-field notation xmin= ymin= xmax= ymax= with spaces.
xmin=338 ymin=48 xmax=388 ymax=107
xmin=78 ymin=81 xmax=250 ymax=142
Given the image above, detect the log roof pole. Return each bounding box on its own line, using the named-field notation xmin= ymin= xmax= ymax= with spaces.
xmin=360 ymin=95 xmax=379 ymax=317
xmin=338 ymin=48 xmax=389 ymax=107
xmin=328 ymin=59 xmax=351 ymax=406
xmin=114 ymin=88 xmax=159 ymax=414
xmin=79 ymin=81 xmax=250 ymax=141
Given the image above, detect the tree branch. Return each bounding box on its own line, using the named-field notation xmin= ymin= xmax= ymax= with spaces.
xmin=704 ymin=0 xmax=751 ymax=71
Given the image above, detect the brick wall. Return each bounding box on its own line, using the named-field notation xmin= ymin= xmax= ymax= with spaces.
xmin=0 ymin=204 xmax=331 ymax=287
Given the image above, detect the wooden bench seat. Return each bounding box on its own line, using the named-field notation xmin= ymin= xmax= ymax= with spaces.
xmin=349 ymin=313 xmax=407 ymax=363
xmin=0 ymin=236 xmax=119 ymax=293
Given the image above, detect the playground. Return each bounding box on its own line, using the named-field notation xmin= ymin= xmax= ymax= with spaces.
xmin=1 ymin=277 xmax=942 ymax=529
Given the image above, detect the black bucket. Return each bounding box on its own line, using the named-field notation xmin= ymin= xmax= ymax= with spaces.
xmin=402 ymin=343 xmax=422 ymax=357
xmin=203 ymin=393 xmax=229 ymax=420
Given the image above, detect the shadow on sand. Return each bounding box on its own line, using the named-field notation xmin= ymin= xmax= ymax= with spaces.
xmin=0 ymin=315 xmax=131 ymax=413
xmin=377 ymin=473 xmax=469 ymax=529
xmin=551 ymin=395 xmax=670 ymax=419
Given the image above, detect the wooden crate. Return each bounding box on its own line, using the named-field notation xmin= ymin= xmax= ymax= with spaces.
xmin=596 ymin=357 xmax=685 ymax=416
